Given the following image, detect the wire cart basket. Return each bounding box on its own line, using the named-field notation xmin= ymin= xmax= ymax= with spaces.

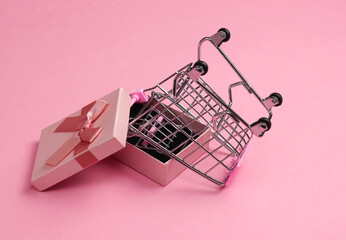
xmin=127 ymin=28 xmax=283 ymax=186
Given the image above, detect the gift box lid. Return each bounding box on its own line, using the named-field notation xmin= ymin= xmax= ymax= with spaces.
xmin=31 ymin=88 xmax=131 ymax=191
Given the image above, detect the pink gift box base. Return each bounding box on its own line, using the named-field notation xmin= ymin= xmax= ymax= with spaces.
xmin=112 ymin=107 xmax=211 ymax=186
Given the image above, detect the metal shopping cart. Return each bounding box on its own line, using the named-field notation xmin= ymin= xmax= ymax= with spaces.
xmin=127 ymin=28 xmax=283 ymax=186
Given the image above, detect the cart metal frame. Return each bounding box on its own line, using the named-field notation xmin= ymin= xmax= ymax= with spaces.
xmin=127 ymin=28 xmax=282 ymax=186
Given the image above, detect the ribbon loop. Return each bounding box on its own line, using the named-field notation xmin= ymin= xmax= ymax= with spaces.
xmin=46 ymin=100 xmax=109 ymax=166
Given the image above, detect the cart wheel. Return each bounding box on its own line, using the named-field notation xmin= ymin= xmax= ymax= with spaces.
xmin=193 ymin=61 xmax=208 ymax=75
xmin=250 ymin=117 xmax=271 ymax=137
xmin=258 ymin=117 xmax=272 ymax=131
xmin=218 ymin=28 xmax=231 ymax=43
xmin=270 ymin=92 xmax=283 ymax=107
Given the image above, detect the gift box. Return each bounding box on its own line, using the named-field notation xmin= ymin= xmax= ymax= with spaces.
xmin=32 ymin=87 xmax=211 ymax=191
xmin=112 ymin=103 xmax=211 ymax=186
xmin=31 ymin=88 xmax=131 ymax=191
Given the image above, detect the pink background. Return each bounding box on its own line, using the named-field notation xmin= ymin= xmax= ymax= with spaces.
xmin=1 ymin=0 xmax=345 ymax=239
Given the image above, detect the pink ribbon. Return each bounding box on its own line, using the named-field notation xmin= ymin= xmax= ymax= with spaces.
xmin=46 ymin=100 xmax=109 ymax=166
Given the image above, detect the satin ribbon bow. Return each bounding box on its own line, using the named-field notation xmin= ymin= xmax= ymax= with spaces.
xmin=46 ymin=100 xmax=109 ymax=166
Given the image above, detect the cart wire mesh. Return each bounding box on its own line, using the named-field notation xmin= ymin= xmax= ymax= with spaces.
xmin=128 ymin=64 xmax=253 ymax=186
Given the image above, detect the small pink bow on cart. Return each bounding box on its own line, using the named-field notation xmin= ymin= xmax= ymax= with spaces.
xmin=45 ymin=100 xmax=109 ymax=166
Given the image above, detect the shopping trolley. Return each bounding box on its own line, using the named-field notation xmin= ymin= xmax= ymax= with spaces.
xmin=127 ymin=28 xmax=283 ymax=186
